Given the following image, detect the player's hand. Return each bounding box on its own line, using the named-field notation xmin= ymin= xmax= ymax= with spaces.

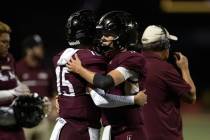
xmin=174 ymin=52 xmax=189 ymax=71
xmin=13 ymin=83 xmax=30 ymax=97
xmin=86 ymin=87 xmax=93 ymax=94
xmin=66 ymin=54 xmax=82 ymax=74
xmin=134 ymin=89 xmax=147 ymax=106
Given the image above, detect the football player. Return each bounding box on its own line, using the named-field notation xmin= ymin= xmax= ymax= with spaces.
xmin=67 ymin=11 xmax=148 ymax=140
xmin=50 ymin=10 xmax=147 ymax=140
xmin=0 ymin=21 xmax=32 ymax=140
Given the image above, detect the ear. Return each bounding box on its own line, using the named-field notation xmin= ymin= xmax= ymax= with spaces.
xmin=161 ymin=49 xmax=169 ymax=60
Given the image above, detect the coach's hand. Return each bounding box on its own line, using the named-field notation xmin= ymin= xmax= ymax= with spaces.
xmin=134 ymin=89 xmax=147 ymax=106
xmin=174 ymin=52 xmax=189 ymax=71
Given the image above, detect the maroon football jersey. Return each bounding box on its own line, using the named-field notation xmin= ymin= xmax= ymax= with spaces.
xmin=0 ymin=54 xmax=25 ymax=140
xmin=15 ymin=59 xmax=55 ymax=98
xmin=53 ymin=48 xmax=107 ymax=128
xmin=101 ymin=51 xmax=147 ymax=134
xmin=0 ymin=54 xmax=18 ymax=106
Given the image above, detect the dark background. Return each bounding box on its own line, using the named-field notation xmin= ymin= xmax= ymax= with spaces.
xmin=1 ymin=0 xmax=210 ymax=99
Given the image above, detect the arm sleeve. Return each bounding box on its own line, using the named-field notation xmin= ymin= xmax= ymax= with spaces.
xmin=0 ymin=107 xmax=17 ymax=126
xmin=92 ymin=66 xmax=135 ymax=90
xmin=0 ymin=83 xmax=30 ymax=102
xmin=89 ymin=88 xmax=134 ymax=108
xmin=0 ymin=89 xmax=15 ymax=102
xmin=115 ymin=66 xmax=136 ymax=80
xmin=163 ymin=64 xmax=191 ymax=97
xmin=119 ymin=52 xmax=146 ymax=74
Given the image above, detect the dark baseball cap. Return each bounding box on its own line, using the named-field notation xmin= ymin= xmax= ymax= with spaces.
xmin=22 ymin=34 xmax=43 ymax=48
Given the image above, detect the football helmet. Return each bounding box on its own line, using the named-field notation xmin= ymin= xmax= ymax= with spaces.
xmin=66 ymin=9 xmax=97 ymax=47
xmin=12 ymin=93 xmax=50 ymax=128
xmin=95 ymin=11 xmax=139 ymax=54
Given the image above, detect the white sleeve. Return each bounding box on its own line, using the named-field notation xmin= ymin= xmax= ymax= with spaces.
xmin=89 ymin=89 xmax=134 ymax=108
xmin=0 ymin=83 xmax=30 ymax=102
xmin=115 ymin=67 xmax=136 ymax=80
xmin=0 ymin=89 xmax=15 ymax=102
xmin=0 ymin=78 xmax=21 ymax=102
xmin=57 ymin=48 xmax=78 ymax=65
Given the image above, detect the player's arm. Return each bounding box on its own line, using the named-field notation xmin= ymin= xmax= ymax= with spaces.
xmin=0 ymin=89 xmax=18 ymax=102
xmin=0 ymin=80 xmax=30 ymax=102
xmin=67 ymin=54 xmax=96 ymax=86
xmin=174 ymin=52 xmax=196 ymax=104
xmin=15 ymin=78 xmax=31 ymax=96
xmin=92 ymin=66 xmax=136 ymax=89
xmin=0 ymin=107 xmax=17 ymax=126
xmin=67 ymin=54 xmax=134 ymax=90
xmin=88 ymin=88 xmax=147 ymax=108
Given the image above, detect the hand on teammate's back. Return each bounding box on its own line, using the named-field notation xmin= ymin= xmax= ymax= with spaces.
xmin=134 ymin=89 xmax=147 ymax=106
xmin=66 ymin=54 xmax=82 ymax=74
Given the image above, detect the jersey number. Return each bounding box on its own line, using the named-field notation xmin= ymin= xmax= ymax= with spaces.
xmin=55 ymin=66 xmax=75 ymax=96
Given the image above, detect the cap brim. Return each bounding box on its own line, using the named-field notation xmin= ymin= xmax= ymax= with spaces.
xmin=169 ymin=35 xmax=178 ymax=41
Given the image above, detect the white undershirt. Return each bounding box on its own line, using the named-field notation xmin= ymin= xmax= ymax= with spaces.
xmin=89 ymin=88 xmax=134 ymax=108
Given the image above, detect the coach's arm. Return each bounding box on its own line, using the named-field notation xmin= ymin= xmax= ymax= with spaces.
xmin=174 ymin=52 xmax=196 ymax=104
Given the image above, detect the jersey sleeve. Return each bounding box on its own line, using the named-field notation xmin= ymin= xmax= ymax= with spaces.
xmin=163 ymin=64 xmax=191 ymax=97
xmin=119 ymin=52 xmax=146 ymax=74
xmin=89 ymin=88 xmax=134 ymax=108
xmin=115 ymin=66 xmax=137 ymax=80
xmin=77 ymin=50 xmax=107 ymax=74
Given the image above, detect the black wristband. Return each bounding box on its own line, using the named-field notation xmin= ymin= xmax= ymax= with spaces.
xmin=93 ymin=74 xmax=115 ymax=90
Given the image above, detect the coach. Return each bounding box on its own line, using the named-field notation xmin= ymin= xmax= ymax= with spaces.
xmin=141 ymin=25 xmax=196 ymax=140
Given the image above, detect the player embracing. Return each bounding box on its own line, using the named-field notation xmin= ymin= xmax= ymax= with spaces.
xmin=67 ymin=11 xmax=148 ymax=140
xmin=50 ymin=10 xmax=147 ymax=140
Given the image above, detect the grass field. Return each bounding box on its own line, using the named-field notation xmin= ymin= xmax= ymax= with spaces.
xmin=98 ymin=113 xmax=210 ymax=140
xmin=183 ymin=113 xmax=210 ymax=140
